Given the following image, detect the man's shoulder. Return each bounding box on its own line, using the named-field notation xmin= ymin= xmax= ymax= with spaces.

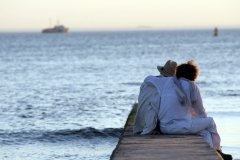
xmin=144 ymin=75 xmax=169 ymax=81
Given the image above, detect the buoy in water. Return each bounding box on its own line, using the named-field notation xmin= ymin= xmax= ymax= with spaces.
xmin=214 ymin=27 xmax=218 ymax=36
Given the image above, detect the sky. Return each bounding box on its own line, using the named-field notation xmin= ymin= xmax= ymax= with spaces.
xmin=0 ymin=0 xmax=240 ymax=31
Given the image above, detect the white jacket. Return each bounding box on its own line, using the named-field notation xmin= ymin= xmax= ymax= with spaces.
xmin=133 ymin=77 xmax=162 ymax=134
xmin=133 ymin=75 xmax=204 ymax=134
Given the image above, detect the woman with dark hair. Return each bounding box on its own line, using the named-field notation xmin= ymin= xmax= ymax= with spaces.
xmin=144 ymin=60 xmax=232 ymax=160
xmin=176 ymin=60 xmax=199 ymax=81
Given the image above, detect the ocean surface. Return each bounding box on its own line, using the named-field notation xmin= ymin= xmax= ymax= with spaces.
xmin=0 ymin=29 xmax=239 ymax=160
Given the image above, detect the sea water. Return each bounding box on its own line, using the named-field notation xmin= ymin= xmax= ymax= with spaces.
xmin=0 ymin=29 xmax=239 ymax=160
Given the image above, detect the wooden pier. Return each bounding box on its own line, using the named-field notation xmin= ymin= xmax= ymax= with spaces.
xmin=110 ymin=103 xmax=223 ymax=160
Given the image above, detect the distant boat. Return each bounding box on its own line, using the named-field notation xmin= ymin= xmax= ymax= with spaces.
xmin=42 ymin=25 xmax=69 ymax=33
xmin=214 ymin=27 xmax=218 ymax=36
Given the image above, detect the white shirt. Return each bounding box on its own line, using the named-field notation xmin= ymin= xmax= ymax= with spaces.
xmin=144 ymin=75 xmax=207 ymax=133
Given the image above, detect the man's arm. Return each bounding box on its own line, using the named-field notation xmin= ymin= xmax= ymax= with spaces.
xmin=192 ymin=84 xmax=207 ymax=117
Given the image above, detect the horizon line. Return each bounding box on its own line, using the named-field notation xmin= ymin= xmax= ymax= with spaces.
xmin=0 ymin=26 xmax=240 ymax=33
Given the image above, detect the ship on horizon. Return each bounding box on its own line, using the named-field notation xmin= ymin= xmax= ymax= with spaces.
xmin=42 ymin=24 xmax=68 ymax=33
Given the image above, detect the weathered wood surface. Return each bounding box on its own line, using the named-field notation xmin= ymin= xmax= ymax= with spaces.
xmin=111 ymin=103 xmax=222 ymax=160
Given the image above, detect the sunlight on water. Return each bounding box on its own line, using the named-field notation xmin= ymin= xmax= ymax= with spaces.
xmin=208 ymin=113 xmax=240 ymax=159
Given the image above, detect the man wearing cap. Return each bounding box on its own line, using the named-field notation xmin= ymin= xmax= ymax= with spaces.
xmin=133 ymin=60 xmax=177 ymax=135
xmin=157 ymin=60 xmax=178 ymax=77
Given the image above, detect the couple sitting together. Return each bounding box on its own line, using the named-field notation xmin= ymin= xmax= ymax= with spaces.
xmin=133 ymin=60 xmax=232 ymax=160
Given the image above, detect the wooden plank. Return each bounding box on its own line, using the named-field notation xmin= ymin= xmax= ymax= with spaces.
xmin=111 ymin=103 xmax=223 ymax=160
